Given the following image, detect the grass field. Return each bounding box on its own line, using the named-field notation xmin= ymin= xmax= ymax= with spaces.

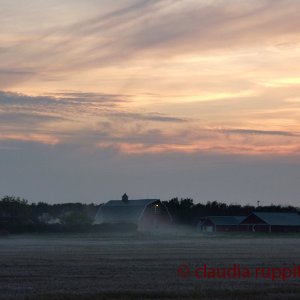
xmin=0 ymin=232 xmax=300 ymax=299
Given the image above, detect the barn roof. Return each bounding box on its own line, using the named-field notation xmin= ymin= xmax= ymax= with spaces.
xmin=245 ymin=212 xmax=300 ymax=226
xmin=97 ymin=199 xmax=160 ymax=223
xmin=105 ymin=199 xmax=159 ymax=207
xmin=204 ymin=216 xmax=246 ymax=226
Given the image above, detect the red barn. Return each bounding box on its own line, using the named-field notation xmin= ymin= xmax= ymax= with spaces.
xmin=240 ymin=212 xmax=300 ymax=232
xmin=198 ymin=216 xmax=246 ymax=232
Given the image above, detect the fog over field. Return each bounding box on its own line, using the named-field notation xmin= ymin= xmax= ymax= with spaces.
xmin=0 ymin=233 xmax=300 ymax=299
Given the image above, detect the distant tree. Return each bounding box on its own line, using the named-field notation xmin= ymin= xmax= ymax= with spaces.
xmin=0 ymin=196 xmax=31 ymax=221
xmin=163 ymin=198 xmax=299 ymax=226
xmin=164 ymin=198 xmax=195 ymax=225
xmin=60 ymin=211 xmax=93 ymax=226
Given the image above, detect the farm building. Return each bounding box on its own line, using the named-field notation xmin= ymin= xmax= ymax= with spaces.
xmin=240 ymin=212 xmax=300 ymax=232
xmin=94 ymin=194 xmax=172 ymax=230
xmin=198 ymin=216 xmax=246 ymax=232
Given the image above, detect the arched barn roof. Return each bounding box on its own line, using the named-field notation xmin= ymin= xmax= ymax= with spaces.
xmin=96 ymin=199 xmax=160 ymax=223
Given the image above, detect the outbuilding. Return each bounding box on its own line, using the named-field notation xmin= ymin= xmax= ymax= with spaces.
xmin=240 ymin=212 xmax=300 ymax=232
xmin=198 ymin=216 xmax=246 ymax=232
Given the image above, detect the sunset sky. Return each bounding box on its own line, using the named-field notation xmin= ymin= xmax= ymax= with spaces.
xmin=1 ymin=0 xmax=300 ymax=205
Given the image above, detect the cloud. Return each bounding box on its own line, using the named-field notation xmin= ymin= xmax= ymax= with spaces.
xmin=0 ymin=133 xmax=59 ymax=145
xmin=0 ymin=69 xmax=35 ymax=89
xmin=106 ymin=111 xmax=186 ymax=123
xmin=61 ymin=0 xmax=300 ymax=61
xmin=1 ymin=1 xmax=300 ymax=156
xmin=0 ymin=112 xmax=65 ymax=125
xmin=1 ymin=90 xmax=299 ymax=155
xmin=0 ymin=90 xmax=127 ymax=106
xmin=2 ymin=0 xmax=300 ymax=79
xmin=0 ymin=91 xmax=129 ymax=121
xmin=0 ymin=90 xmax=188 ymax=146
xmin=97 ymin=140 xmax=300 ymax=156
xmin=93 ymin=124 xmax=300 ymax=156
xmin=219 ymin=128 xmax=299 ymax=137
xmin=48 ymin=91 xmax=130 ymax=105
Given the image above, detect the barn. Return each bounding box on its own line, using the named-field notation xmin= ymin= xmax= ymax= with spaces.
xmin=198 ymin=216 xmax=246 ymax=232
xmin=240 ymin=212 xmax=300 ymax=232
xmin=94 ymin=194 xmax=172 ymax=230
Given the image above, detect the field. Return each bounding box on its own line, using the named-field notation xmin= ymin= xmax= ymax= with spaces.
xmin=0 ymin=232 xmax=300 ymax=300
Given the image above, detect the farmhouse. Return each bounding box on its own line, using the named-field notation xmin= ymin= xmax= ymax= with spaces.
xmin=94 ymin=194 xmax=172 ymax=230
xmin=240 ymin=212 xmax=300 ymax=232
xmin=198 ymin=216 xmax=246 ymax=232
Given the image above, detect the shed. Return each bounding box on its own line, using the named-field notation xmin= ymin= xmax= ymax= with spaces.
xmin=199 ymin=216 xmax=246 ymax=232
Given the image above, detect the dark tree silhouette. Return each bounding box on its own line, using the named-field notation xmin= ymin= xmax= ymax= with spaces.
xmin=0 ymin=195 xmax=299 ymax=232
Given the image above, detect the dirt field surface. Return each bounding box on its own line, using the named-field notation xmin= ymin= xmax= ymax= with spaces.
xmin=0 ymin=232 xmax=300 ymax=300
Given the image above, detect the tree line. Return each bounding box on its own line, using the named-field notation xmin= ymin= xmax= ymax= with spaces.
xmin=163 ymin=198 xmax=300 ymax=226
xmin=0 ymin=196 xmax=299 ymax=233
xmin=0 ymin=196 xmax=99 ymax=233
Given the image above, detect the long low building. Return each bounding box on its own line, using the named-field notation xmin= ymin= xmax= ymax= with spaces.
xmin=198 ymin=212 xmax=300 ymax=233
xmin=240 ymin=212 xmax=300 ymax=232
xmin=94 ymin=194 xmax=172 ymax=230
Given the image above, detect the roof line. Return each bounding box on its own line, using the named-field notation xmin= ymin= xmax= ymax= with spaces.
xmin=138 ymin=199 xmax=160 ymax=221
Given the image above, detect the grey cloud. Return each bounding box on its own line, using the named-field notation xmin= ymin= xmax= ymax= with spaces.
xmin=49 ymin=92 xmax=130 ymax=105
xmin=106 ymin=111 xmax=186 ymax=123
xmin=0 ymin=91 xmax=120 ymax=137
xmin=0 ymin=90 xmax=189 ymax=145
xmin=106 ymin=126 xmax=299 ymax=148
xmin=0 ymin=91 xmax=183 ymax=122
xmin=1 ymin=91 xmax=298 ymax=150
xmin=130 ymin=0 xmax=299 ymax=49
xmin=0 ymin=112 xmax=66 ymax=125
xmin=0 ymin=91 xmax=68 ymax=106
xmin=62 ymin=0 xmax=300 ymax=68
xmin=3 ymin=0 xmax=300 ymax=77
xmin=220 ymin=128 xmax=299 ymax=137
xmin=0 ymin=91 xmax=127 ymax=108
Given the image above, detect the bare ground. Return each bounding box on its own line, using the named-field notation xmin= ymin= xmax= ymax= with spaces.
xmin=0 ymin=232 xmax=300 ymax=299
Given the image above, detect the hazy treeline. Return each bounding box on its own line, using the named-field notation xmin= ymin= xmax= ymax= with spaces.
xmin=0 ymin=196 xmax=299 ymax=233
xmin=0 ymin=196 xmax=100 ymax=233
xmin=163 ymin=198 xmax=300 ymax=226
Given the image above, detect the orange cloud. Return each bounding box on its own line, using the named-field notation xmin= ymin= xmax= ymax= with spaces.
xmin=97 ymin=140 xmax=300 ymax=156
xmin=0 ymin=134 xmax=59 ymax=145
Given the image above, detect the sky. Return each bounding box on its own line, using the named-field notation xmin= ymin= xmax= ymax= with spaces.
xmin=0 ymin=0 xmax=300 ymax=205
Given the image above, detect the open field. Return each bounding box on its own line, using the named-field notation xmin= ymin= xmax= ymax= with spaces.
xmin=0 ymin=232 xmax=300 ymax=299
